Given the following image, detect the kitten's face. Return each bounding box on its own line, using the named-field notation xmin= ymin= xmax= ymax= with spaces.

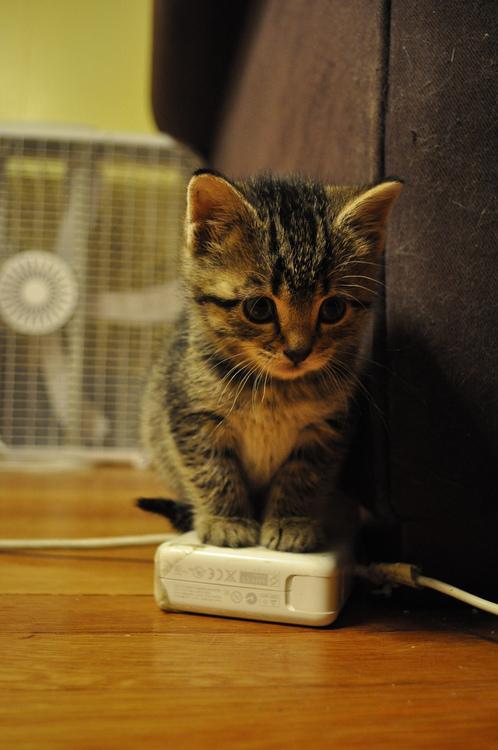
xmin=185 ymin=173 xmax=401 ymax=383
xmin=228 ymin=287 xmax=367 ymax=381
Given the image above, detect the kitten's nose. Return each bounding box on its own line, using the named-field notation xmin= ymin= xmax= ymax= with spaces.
xmin=283 ymin=346 xmax=312 ymax=365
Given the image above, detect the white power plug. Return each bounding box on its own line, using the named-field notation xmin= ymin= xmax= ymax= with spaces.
xmin=154 ymin=531 xmax=353 ymax=627
xmin=2 ymin=531 xmax=495 ymax=619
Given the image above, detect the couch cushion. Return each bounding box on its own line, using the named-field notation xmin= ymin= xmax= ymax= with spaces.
xmin=384 ymin=0 xmax=498 ymax=593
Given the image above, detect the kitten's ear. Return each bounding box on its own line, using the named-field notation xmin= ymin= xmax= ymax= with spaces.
xmin=187 ymin=170 xmax=256 ymax=226
xmin=334 ymin=180 xmax=403 ymax=255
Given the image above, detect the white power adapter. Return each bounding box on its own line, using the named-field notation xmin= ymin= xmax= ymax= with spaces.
xmin=1 ymin=530 xmax=496 ymax=618
xmin=154 ymin=531 xmax=353 ymax=627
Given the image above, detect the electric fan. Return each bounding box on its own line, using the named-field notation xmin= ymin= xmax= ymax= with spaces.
xmin=0 ymin=125 xmax=199 ymax=468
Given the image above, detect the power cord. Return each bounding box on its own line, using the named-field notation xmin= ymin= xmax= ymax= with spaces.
xmin=0 ymin=534 xmax=174 ymax=549
xmin=354 ymin=562 xmax=498 ymax=616
xmin=0 ymin=535 xmax=496 ymax=615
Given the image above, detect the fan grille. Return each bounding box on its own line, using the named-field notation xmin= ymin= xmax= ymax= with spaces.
xmin=0 ymin=131 xmax=198 ymax=459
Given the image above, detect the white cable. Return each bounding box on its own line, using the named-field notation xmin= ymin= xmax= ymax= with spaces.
xmin=0 ymin=534 xmax=175 ymax=550
xmin=355 ymin=562 xmax=498 ymax=616
xmin=416 ymin=574 xmax=498 ymax=617
xmin=1 ymin=534 xmax=496 ymax=616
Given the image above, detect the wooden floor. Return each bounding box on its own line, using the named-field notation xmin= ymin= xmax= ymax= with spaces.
xmin=1 ymin=467 xmax=497 ymax=750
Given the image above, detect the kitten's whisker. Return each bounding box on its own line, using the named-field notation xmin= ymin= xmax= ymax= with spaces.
xmin=338 ymin=283 xmax=381 ymax=298
xmin=211 ymin=362 xmax=256 ymax=437
xmin=321 ymin=364 xmax=346 ymax=396
xmin=323 ymin=363 xmax=361 ymax=412
xmin=335 ymin=256 xmax=382 ymax=267
xmin=251 ymin=367 xmax=265 ymax=412
xmin=218 ymin=362 xmax=247 ymax=391
xmin=203 ymin=350 xmax=247 ymax=378
xmin=212 ymin=352 xmax=249 ymax=371
xmin=219 ymin=358 xmax=249 ymax=380
xmin=340 ymin=274 xmax=385 ymax=287
xmin=330 ymin=359 xmax=389 ymax=431
xmin=227 ymin=364 xmax=260 ymax=417
xmin=339 ymin=291 xmax=370 ymax=308
xmin=212 ymin=352 xmax=247 ymax=366
xmin=213 ymin=359 xmax=247 ymax=383
xmin=215 ymin=351 xmax=253 ymax=378
xmin=226 ymin=365 xmax=257 ymax=410
xmin=218 ymin=361 xmax=253 ymax=402
xmin=316 ymin=367 xmax=330 ymax=395
xmin=261 ymin=367 xmax=271 ymax=403
xmin=330 ymin=358 xmax=369 ymax=397
xmin=357 ymin=354 xmax=392 ymax=372
xmin=357 ymin=353 xmax=413 ymax=389
xmin=219 ymin=370 xmax=250 ymax=403
xmin=336 ymin=258 xmax=382 ymax=272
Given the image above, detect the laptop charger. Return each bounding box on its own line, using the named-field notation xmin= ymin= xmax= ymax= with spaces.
xmin=154 ymin=531 xmax=353 ymax=627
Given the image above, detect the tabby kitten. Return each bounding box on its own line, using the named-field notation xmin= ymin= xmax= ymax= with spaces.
xmin=141 ymin=170 xmax=402 ymax=552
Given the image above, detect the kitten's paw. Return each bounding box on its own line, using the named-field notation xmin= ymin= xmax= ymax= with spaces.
xmin=261 ymin=517 xmax=324 ymax=552
xmin=196 ymin=516 xmax=260 ymax=548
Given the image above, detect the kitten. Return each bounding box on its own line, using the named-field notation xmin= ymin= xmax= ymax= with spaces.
xmin=140 ymin=170 xmax=402 ymax=552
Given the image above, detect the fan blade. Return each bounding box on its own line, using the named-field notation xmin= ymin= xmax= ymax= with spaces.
xmin=39 ymin=333 xmax=109 ymax=444
xmin=54 ymin=163 xmax=92 ymax=264
xmin=0 ymin=157 xmax=9 ymax=259
xmin=52 ymin=159 xmax=93 ymax=445
xmin=94 ymin=280 xmax=182 ymax=324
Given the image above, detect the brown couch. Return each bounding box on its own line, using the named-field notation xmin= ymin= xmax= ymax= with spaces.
xmin=152 ymin=0 xmax=498 ymax=596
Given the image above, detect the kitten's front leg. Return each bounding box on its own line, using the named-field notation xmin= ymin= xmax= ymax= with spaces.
xmin=174 ymin=412 xmax=259 ymax=547
xmin=193 ymin=454 xmax=260 ymax=548
xmin=261 ymin=442 xmax=344 ymax=553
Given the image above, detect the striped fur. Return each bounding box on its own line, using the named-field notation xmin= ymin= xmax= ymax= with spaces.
xmin=141 ymin=172 xmax=402 ymax=551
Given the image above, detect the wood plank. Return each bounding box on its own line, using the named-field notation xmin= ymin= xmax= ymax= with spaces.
xmin=0 ymin=466 xmax=170 ymax=593
xmin=0 ymin=549 xmax=156 ymax=594
xmin=1 ymin=466 xmax=497 ymax=750
xmin=0 ymin=593 xmax=496 ymax=638
xmin=1 ymin=686 xmax=497 ymax=750
xmin=2 ymin=630 xmax=498 ymax=692
xmin=0 ymin=466 xmax=170 ymax=537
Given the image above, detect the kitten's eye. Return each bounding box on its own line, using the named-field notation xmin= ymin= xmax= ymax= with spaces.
xmin=243 ymin=296 xmax=275 ymax=324
xmin=319 ymin=297 xmax=347 ymax=324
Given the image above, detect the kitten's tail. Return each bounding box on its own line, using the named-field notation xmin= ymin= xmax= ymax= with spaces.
xmin=136 ymin=498 xmax=193 ymax=532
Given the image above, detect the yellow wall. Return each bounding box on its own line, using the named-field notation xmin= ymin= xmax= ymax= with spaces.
xmin=0 ymin=0 xmax=155 ymax=132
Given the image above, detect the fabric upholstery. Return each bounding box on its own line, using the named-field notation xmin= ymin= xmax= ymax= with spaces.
xmin=384 ymin=0 xmax=497 ymax=592
xmin=152 ymin=0 xmax=497 ymax=593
